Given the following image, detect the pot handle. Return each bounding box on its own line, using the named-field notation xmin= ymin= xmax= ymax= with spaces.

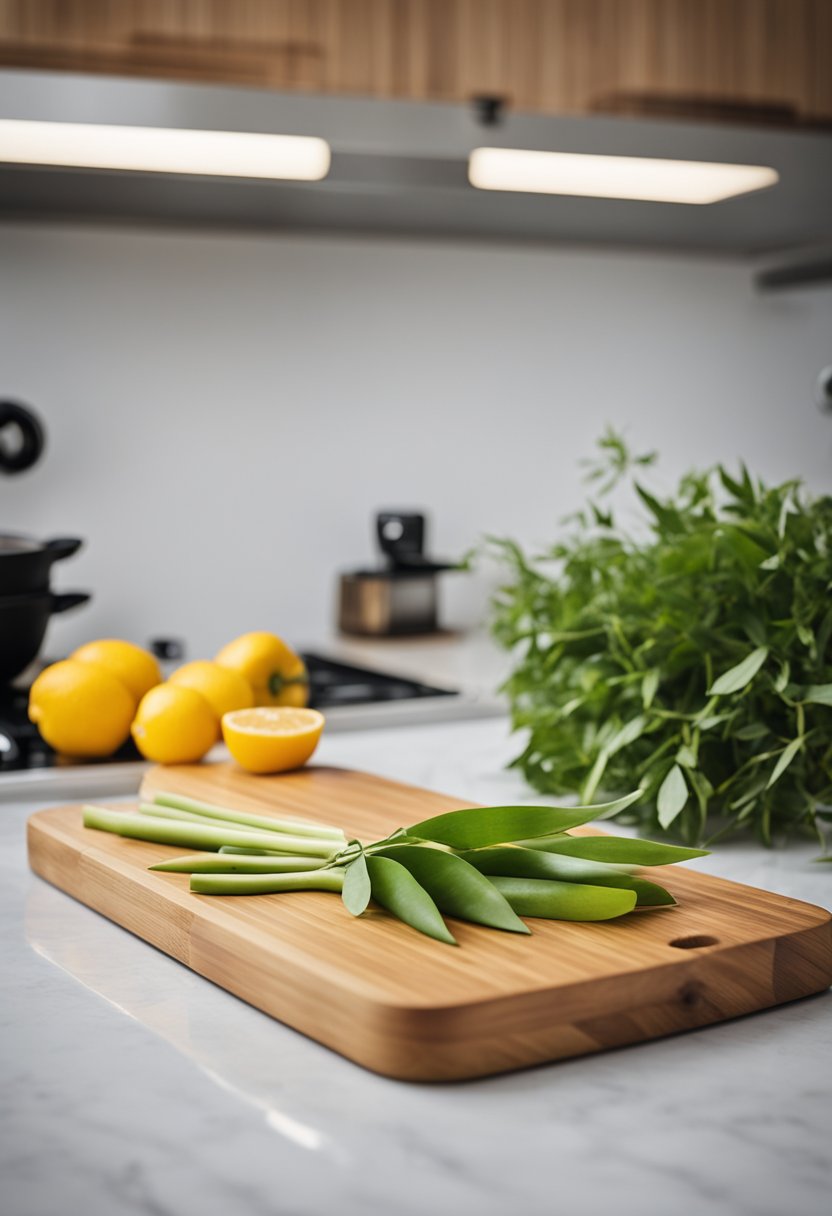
xmin=50 ymin=591 xmax=91 ymax=614
xmin=45 ymin=537 xmax=84 ymax=563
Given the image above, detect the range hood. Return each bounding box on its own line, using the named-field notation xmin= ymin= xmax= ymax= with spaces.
xmin=2 ymin=68 xmax=832 ymax=258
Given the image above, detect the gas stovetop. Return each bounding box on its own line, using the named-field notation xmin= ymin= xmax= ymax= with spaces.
xmin=0 ymin=652 xmax=461 ymax=778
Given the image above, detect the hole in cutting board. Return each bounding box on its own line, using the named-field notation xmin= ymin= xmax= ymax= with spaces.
xmin=669 ymin=934 xmax=719 ymax=949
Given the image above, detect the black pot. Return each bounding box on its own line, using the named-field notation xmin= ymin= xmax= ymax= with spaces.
xmin=0 ymin=534 xmax=84 ymax=596
xmin=0 ymin=590 xmax=91 ymax=684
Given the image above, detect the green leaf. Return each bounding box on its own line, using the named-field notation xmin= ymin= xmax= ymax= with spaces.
xmin=523 ymin=835 xmax=708 ymax=865
xmin=590 ymin=502 xmax=613 ymax=528
xmin=816 ymin=606 xmax=832 ymax=663
xmin=766 ymin=737 xmax=804 ymax=789
xmin=657 ymin=765 xmax=688 ymax=829
xmin=635 ymin=483 xmax=682 ymax=532
xmin=697 ymin=714 xmax=729 ymax=732
xmin=719 ymin=466 xmax=746 ymax=502
xmin=797 ymin=624 xmax=814 ymax=650
xmin=606 ymin=715 xmax=648 ymax=756
xmin=717 ymin=525 xmax=770 ymax=569
xmin=580 ymin=750 xmax=610 ymax=804
xmin=641 ymin=669 xmax=660 ymax=709
xmin=778 ymin=491 xmax=798 ymax=538
xmin=773 ymin=661 xmax=791 ymax=694
xmin=406 ymin=791 xmax=642 ymax=849
xmin=708 ymin=647 xmax=768 ymax=696
xmin=376 ymin=845 xmax=529 ymax=933
xmin=801 ymin=684 xmax=832 ymax=707
xmin=734 ymin=722 xmax=769 ymax=741
xmin=365 ymin=856 xmax=456 ymax=945
xmin=759 ymin=554 xmax=780 ymax=571
xmin=487 ymin=876 xmax=637 ymax=921
xmin=740 ymin=462 xmax=758 ymax=504
xmin=460 ymin=846 xmax=675 ymax=906
xmin=675 ymin=745 xmax=697 ymax=768
xmin=341 ymin=850 xmax=371 ymax=917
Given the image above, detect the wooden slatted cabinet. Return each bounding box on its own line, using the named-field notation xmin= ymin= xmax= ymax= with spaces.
xmin=1 ymin=1 xmax=829 ymax=123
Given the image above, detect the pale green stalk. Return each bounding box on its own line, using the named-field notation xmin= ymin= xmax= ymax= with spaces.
xmin=190 ymin=870 xmax=346 ymax=896
xmin=150 ymin=853 xmax=326 ymax=874
xmin=138 ymin=803 xmax=264 ymax=833
xmin=82 ymin=806 xmax=340 ymax=857
xmin=219 ymin=845 xmax=289 ymax=856
xmin=151 ymin=791 xmax=345 ymax=841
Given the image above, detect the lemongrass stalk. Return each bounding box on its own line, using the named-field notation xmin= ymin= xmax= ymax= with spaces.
xmin=190 ymin=870 xmax=345 ymax=896
xmin=138 ymin=803 xmax=264 ymax=832
xmin=151 ymin=791 xmax=345 ymax=841
xmin=82 ymin=806 xmax=340 ymax=857
xmin=219 ymin=845 xmax=289 ymax=856
xmin=150 ymin=853 xmax=327 ymax=874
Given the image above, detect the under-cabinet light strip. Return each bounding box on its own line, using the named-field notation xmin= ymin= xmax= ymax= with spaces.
xmin=0 ymin=119 xmax=331 ymax=181
xmin=468 ymin=147 xmax=778 ymax=204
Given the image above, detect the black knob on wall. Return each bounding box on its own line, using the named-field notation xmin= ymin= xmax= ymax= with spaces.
xmin=0 ymin=402 xmax=46 ymax=474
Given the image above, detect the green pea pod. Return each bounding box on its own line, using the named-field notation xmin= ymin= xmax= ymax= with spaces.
xmin=375 ymin=845 xmax=530 ymax=933
xmin=366 ymin=855 xmax=456 ymax=945
xmin=488 ymin=876 xmax=637 ymax=921
xmin=460 ymin=846 xmax=675 ymax=907
xmin=406 ymin=791 xmax=642 ymax=850
xmin=517 ymin=835 xmax=708 ymax=866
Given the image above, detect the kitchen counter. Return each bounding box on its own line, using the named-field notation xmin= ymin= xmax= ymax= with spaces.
xmin=3 ymin=716 xmax=831 ymax=1216
xmin=322 ymin=628 xmax=512 ymax=698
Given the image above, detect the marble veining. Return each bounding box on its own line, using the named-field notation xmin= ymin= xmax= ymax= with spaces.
xmin=3 ymin=717 xmax=831 ymax=1216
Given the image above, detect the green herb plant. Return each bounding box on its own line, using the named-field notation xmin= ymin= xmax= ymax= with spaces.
xmin=83 ymin=786 xmax=707 ymax=945
xmin=488 ymin=430 xmax=832 ymax=851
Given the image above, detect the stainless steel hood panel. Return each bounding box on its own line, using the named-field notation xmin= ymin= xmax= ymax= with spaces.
xmin=2 ymin=70 xmax=832 ymax=255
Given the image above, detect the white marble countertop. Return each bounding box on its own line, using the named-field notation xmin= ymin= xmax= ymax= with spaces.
xmin=320 ymin=628 xmax=512 ymax=696
xmin=3 ymin=716 xmax=831 ymax=1216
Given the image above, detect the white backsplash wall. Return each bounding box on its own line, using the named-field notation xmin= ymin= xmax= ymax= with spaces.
xmin=1 ymin=222 xmax=830 ymax=662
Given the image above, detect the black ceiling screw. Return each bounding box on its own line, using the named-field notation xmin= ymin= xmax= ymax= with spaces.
xmin=472 ymin=95 xmax=506 ymax=127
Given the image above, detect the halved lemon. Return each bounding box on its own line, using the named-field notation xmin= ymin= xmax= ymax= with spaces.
xmin=221 ymin=707 xmax=325 ymax=774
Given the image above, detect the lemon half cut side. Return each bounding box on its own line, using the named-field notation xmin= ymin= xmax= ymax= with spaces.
xmin=221 ymin=707 xmax=324 ymax=774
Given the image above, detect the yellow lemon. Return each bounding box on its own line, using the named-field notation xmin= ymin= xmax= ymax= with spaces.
xmin=214 ymin=631 xmax=309 ymax=707
xmin=168 ymin=660 xmax=253 ymax=731
xmin=71 ymin=639 xmax=162 ymax=706
xmin=131 ymin=684 xmax=218 ymax=765
xmin=28 ymin=659 xmax=135 ymax=757
xmin=221 ymin=707 xmax=324 ymax=774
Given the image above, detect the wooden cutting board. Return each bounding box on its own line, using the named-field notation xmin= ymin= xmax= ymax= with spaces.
xmin=27 ymin=762 xmax=832 ymax=1081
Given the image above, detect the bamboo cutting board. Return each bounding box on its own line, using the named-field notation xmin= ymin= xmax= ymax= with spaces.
xmin=27 ymin=763 xmax=832 ymax=1081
